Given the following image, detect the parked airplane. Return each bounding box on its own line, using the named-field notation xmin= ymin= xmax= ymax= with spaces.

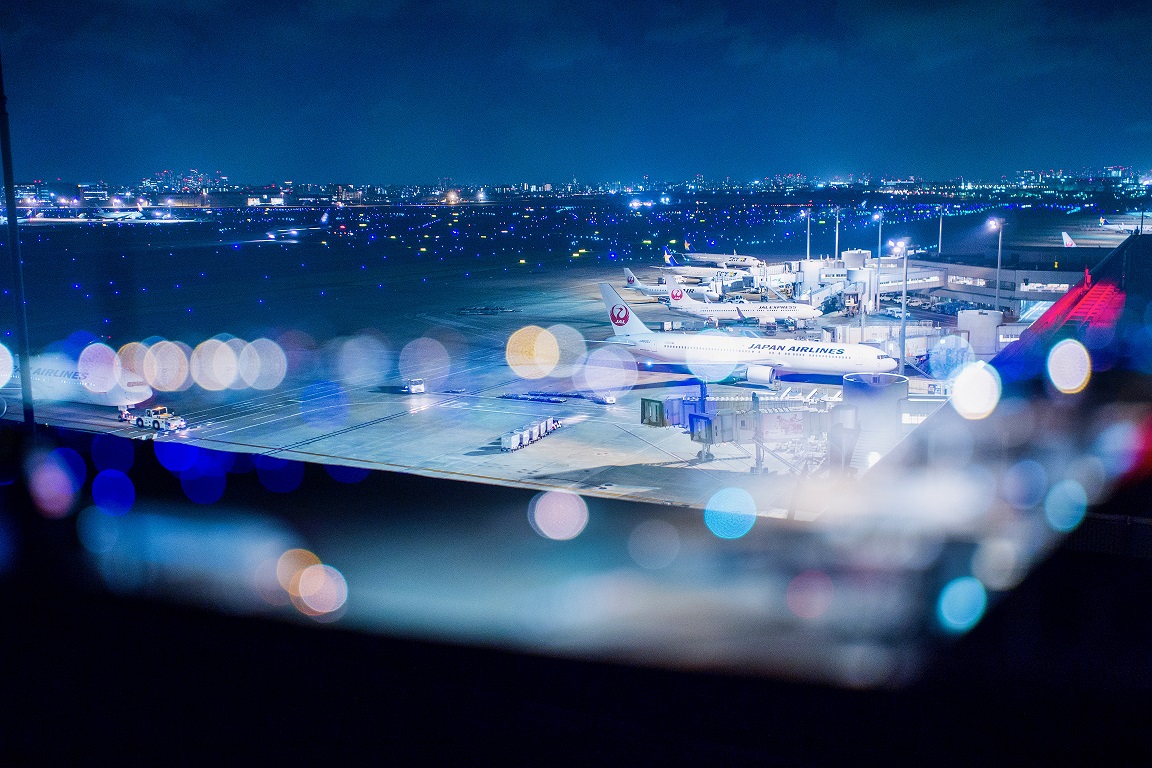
xmin=667 ymin=287 xmax=822 ymax=325
xmin=597 ymin=283 xmax=897 ymax=380
xmin=623 ymin=268 xmax=720 ymax=301
xmin=3 ymin=354 xmax=154 ymax=413
xmin=678 ymin=249 xmax=764 ymax=269
xmin=1062 ymin=232 xmax=1077 ymax=247
xmin=659 ymin=252 xmax=748 ymax=282
xmin=96 ymin=208 xmax=144 ymax=220
xmin=1099 ymin=216 xmax=1147 ymax=234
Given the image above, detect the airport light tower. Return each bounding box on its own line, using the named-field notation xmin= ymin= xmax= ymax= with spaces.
xmin=873 ymin=210 xmax=884 ymax=261
xmin=834 ymin=206 xmax=841 ymax=261
xmin=801 ymin=208 xmax=811 ymax=260
xmin=988 ymin=217 xmax=1004 ymax=310
xmin=896 ymin=239 xmax=909 ymax=374
xmin=937 ymin=205 xmax=944 ymax=257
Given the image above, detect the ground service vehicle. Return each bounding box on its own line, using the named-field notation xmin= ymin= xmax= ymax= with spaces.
xmin=135 ymin=406 xmax=187 ymax=431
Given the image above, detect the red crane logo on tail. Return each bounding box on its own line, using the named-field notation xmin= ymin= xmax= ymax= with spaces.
xmin=610 ymin=304 xmax=630 ymax=326
xmin=670 ymin=289 xmax=683 ymax=301
xmin=626 ymin=275 xmax=635 ymax=284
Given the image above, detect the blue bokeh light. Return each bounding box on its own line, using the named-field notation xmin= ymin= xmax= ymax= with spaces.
xmin=937 ymin=576 xmax=988 ymax=633
xmin=51 ymin=447 xmax=87 ymax=493
xmin=255 ymin=455 xmax=305 ymax=493
xmin=325 ymin=464 xmax=371 ymax=484
xmin=91 ymin=469 xmax=135 ymax=515
xmin=77 ymin=506 xmax=120 ymax=554
xmin=180 ymin=468 xmax=227 ymax=505
xmin=1044 ymin=479 xmax=1088 ymax=532
xmin=155 ymin=441 xmax=201 ymax=474
xmin=703 ymin=487 xmax=757 ymax=539
xmin=92 ymin=433 xmax=135 ymax=473
xmin=299 ymin=381 xmax=350 ymax=428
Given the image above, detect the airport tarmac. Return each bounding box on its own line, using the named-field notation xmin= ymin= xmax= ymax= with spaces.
xmin=3 ymin=270 xmax=842 ymax=514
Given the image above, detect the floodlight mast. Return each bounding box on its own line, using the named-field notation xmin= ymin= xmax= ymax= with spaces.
xmin=0 ymin=51 xmax=36 ymax=433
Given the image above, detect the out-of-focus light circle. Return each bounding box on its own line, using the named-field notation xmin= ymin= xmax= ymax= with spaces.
xmin=256 ymin=455 xmax=305 ymax=493
xmin=786 ymin=570 xmax=835 ymax=620
xmin=1044 ymin=479 xmax=1088 ymax=532
xmin=325 ymin=464 xmax=371 ymax=484
xmin=117 ymin=341 xmax=149 ymax=380
xmin=703 ymin=487 xmax=757 ymax=539
xmin=77 ymin=506 xmax=121 ymax=554
xmin=154 ymin=441 xmax=201 ymax=473
xmin=223 ymin=337 xmax=248 ymax=390
xmin=528 ymin=491 xmax=589 ymax=540
xmin=335 ymin=334 xmax=389 ymax=387
xmin=0 ymin=342 xmax=13 ymax=387
xmin=277 ymin=548 xmax=321 ymax=592
xmin=627 ymin=519 xmax=680 ymax=569
xmin=928 ymin=334 xmax=975 ymax=380
xmin=92 ymin=433 xmax=134 ymax=472
xmin=296 ymin=564 xmax=349 ymax=615
xmin=506 ymin=325 xmax=560 ymax=379
xmin=1092 ymin=421 xmax=1140 ymax=478
xmin=577 ymin=346 xmax=637 ymax=399
xmin=180 ymin=468 xmax=226 ymax=505
xmin=950 ymin=362 xmax=1001 ymax=420
xmin=27 ymin=450 xmax=82 ymax=518
xmin=143 ymin=340 xmax=190 ymax=392
xmin=1002 ymin=459 xmax=1048 ymax=510
xmin=78 ymin=343 xmax=121 ymax=394
xmin=686 ymin=330 xmax=738 ymax=382
xmin=1047 ymin=339 xmax=1091 ymax=394
xmin=239 ymin=338 xmax=288 ymax=390
xmin=936 ymin=576 xmax=988 ymax=633
xmin=191 ymin=338 xmax=239 ymax=391
xmin=91 ymin=469 xmax=135 ymax=514
xmin=399 ymin=337 xmax=451 ymax=389
xmin=546 ymin=324 xmax=588 ymax=378
xmin=971 ymin=539 xmax=1023 ymax=591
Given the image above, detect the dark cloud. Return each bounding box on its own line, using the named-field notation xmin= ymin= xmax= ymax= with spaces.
xmin=2 ymin=0 xmax=1150 ymax=183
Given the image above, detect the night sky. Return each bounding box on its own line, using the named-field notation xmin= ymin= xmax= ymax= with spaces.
xmin=2 ymin=0 xmax=1150 ymax=184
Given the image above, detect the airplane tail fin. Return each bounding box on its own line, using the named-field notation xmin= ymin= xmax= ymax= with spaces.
xmin=320 ymin=211 xmax=330 ymax=225
xmin=623 ymin=268 xmax=642 ymax=287
xmin=663 ymin=250 xmax=682 ymax=267
xmin=598 ymin=283 xmax=652 ymax=336
xmin=1062 ymin=231 xmax=1077 ymax=248
xmin=667 ymin=286 xmax=703 ymax=307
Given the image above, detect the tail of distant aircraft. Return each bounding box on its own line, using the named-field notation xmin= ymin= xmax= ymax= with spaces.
xmin=663 ymin=250 xmax=684 ymax=267
xmin=667 ymin=286 xmax=706 ymax=308
xmin=598 ymin=283 xmax=653 ymax=336
xmin=1062 ymin=232 xmax=1077 ymax=247
xmin=623 ymin=267 xmax=642 ymax=287
xmin=320 ymin=211 xmax=330 ymax=225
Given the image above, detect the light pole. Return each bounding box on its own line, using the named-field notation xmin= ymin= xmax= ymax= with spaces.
xmin=937 ymin=205 xmax=944 ymax=257
xmin=834 ymin=206 xmax=841 ymax=260
xmin=874 ymin=210 xmax=884 ymax=261
xmin=988 ymin=218 xmax=1004 ymax=311
xmin=897 ymin=240 xmax=909 ymax=373
xmin=801 ymin=208 xmax=811 ymax=260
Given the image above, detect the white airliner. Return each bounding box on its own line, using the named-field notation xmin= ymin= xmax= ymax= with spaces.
xmin=597 ymin=283 xmax=898 ymax=380
xmin=1099 ymin=216 xmax=1148 ymax=234
xmin=3 ymin=354 xmax=154 ymax=411
xmin=267 ymin=210 xmax=330 ymax=240
xmin=667 ymin=287 xmax=822 ymax=325
xmin=659 ymin=253 xmax=748 ymax=282
xmin=96 ymin=209 xmax=145 ymax=220
xmin=678 ymin=251 xmax=764 ymax=269
xmin=623 ymin=268 xmax=720 ymax=301
xmin=1062 ymin=232 xmax=1077 ymax=247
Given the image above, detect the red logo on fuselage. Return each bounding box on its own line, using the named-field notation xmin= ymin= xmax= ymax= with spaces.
xmin=670 ymin=289 xmax=683 ymax=301
xmin=610 ymin=304 xmax=630 ymax=326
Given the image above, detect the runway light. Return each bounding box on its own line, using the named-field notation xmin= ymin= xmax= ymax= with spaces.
xmin=528 ymin=491 xmax=589 ymax=541
xmin=1046 ymin=338 xmax=1091 ymax=394
xmin=78 ymin=342 xmax=121 ymax=394
xmin=936 ymin=576 xmax=987 ymax=633
xmin=703 ymin=487 xmax=757 ymax=539
xmin=950 ymin=361 xmax=1001 ymax=420
xmin=627 ymin=519 xmax=680 ymax=569
xmin=506 ymin=325 xmax=560 ymax=379
xmin=786 ymin=570 xmax=835 ymax=620
xmin=1044 ymin=479 xmax=1088 ymax=532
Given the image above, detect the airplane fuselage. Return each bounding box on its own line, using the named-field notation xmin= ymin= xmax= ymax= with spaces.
xmin=610 ymin=333 xmax=896 ymax=375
